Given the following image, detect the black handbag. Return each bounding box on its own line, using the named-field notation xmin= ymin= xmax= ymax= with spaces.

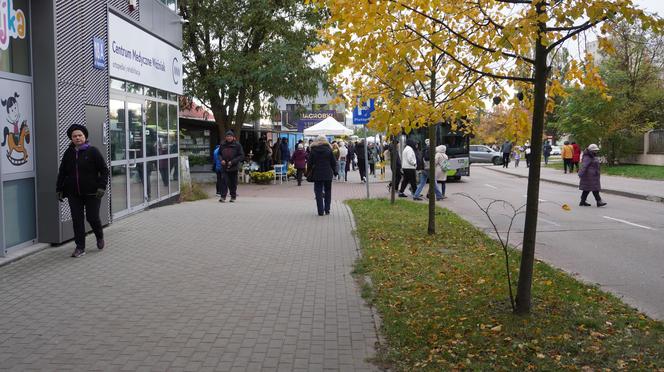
xmin=305 ymin=165 xmax=315 ymax=182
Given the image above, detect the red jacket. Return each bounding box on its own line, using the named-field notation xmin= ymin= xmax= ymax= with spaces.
xmin=572 ymin=143 xmax=581 ymax=162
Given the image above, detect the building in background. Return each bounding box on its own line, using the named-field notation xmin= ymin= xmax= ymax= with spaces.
xmin=271 ymin=84 xmax=350 ymax=153
xmin=273 ymin=85 xmax=348 ymax=133
xmin=0 ymin=0 xmax=183 ymax=256
xmin=179 ymin=101 xmax=217 ymax=166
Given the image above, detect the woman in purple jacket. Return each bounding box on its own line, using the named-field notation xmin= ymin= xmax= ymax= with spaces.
xmin=56 ymin=124 xmax=109 ymax=257
xmin=291 ymin=143 xmax=308 ymax=186
xmin=578 ymin=144 xmax=606 ymax=207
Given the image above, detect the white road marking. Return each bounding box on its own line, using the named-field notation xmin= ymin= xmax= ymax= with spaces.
xmin=603 ymin=216 xmax=654 ymax=230
xmin=485 ymin=184 xmax=498 ymax=189
xmin=522 ymin=194 xmax=548 ymax=202
xmin=539 ymin=217 xmax=561 ymax=227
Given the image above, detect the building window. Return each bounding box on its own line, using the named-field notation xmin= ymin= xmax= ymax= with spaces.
xmin=0 ymin=0 xmax=30 ymax=76
xmin=110 ymin=78 xmax=126 ymax=92
xmin=3 ymin=178 xmax=36 ymax=247
xmin=159 ymin=0 xmax=177 ymax=12
xmin=108 ymin=78 xmax=180 ymax=214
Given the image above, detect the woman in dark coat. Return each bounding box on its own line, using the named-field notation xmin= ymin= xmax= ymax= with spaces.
xmin=308 ymin=135 xmax=338 ymax=216
xmin=56 ymin=124 xmax=109 ymax=257
xmin=578 ymin=143 xmax=606 ymax=207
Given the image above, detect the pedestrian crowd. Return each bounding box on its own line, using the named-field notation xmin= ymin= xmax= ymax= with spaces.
xmin=54 ymin=126 xmax=608 ymax=259
xmin=388 ymin=138 xmax=450 ymax=201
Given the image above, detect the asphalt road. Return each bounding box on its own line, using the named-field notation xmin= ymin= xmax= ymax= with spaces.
xmin=442 ymin=164 xmax=664 ymax=320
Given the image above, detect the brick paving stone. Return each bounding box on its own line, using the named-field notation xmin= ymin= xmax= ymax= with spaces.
xmin=0 ymin=196 xmax=379 ymax=371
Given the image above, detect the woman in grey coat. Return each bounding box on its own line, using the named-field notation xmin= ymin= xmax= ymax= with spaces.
xmin=578 ymin=144 xmax=606 ymax=207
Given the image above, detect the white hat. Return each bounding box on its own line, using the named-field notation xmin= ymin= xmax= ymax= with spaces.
xmin=588 ymin=144 xmax=600 ymax=152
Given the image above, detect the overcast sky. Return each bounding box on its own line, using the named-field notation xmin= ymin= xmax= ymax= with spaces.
xmin=635 ymin=0 xmax=664 ymax=17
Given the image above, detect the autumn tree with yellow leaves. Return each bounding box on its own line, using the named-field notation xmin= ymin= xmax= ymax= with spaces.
xmin=475 ymin=104 xmax=533 ymax=147
xmin=314 ymin=0 xmax=663 ymax=314
xmin=314 ymin=2 xmax=488 ymax=234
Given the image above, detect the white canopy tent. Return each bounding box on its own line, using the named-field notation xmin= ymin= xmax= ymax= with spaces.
xmin=303 ymin=116 xmax=354 ymax=136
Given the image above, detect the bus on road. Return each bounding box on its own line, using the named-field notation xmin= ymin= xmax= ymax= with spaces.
xmin=410 ymin=122 xmax=470 ymax=181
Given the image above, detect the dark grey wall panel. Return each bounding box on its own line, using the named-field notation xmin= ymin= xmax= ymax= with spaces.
xmin=108 ymin=0 xmax=140 ymax=22
xmin=83 ymin=1 xmax=110 ymax=107
xmin=52 ymin=0 xmax=138 ymax=238
xmin=33 ymin=1 xmax=60 ymax=243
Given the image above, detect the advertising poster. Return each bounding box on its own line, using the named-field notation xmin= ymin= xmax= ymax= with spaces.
xmin=297 ymin=110 xmax=337 ymax=132
xmin=1 ymin=79 xmax=33 ymax=174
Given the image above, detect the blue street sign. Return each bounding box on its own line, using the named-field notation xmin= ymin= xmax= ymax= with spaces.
xmin=93 ymin=37 xmax=106 ymax=70
xmin=353 ymin=99 xmax=375 ymax=125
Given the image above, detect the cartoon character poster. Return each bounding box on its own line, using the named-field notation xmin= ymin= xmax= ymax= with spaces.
xmin=1 ymin=79 xmax=33 ymax=174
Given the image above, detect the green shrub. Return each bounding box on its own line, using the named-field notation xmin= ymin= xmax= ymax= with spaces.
xmin=188 ymin=155 xmax=211 ymax=167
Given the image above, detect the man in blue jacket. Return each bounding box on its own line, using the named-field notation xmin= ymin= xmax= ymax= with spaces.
xmin=212 ymin=144 xmax=221 ymax=196
xmin=280 ymin=137 xmax=291 ymax=170
xmin=218 ymin=130 xmax=245 ymax=202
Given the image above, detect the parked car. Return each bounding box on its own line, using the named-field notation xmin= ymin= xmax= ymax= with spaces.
xmin=550 ymin=145 xmax=561 ymax=156
xmin=469 ymin=145 xmax=503 ymax=165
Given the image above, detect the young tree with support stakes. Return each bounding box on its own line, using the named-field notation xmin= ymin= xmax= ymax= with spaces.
xmin=315 ymin=0 xmax=663 ymax=314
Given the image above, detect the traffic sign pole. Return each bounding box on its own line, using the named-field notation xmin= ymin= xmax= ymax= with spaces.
xmin=365 ymin=126 xmax=370 ymax=199
xmin=352 ymin=98 xmax=375 ymax=199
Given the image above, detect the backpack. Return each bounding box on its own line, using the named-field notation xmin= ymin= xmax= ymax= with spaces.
xmin=415 ymin=150 xmax=425 ymax=171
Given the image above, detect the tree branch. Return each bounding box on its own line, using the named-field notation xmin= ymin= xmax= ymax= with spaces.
xmin=404 ymin=24 xmax=535 ymax=83
xmin=390 ymin=0 xmax=535 ymax=65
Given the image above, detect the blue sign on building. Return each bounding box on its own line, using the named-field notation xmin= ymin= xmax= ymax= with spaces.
xmin=93 ymin=37 xmax=106 ymax=70
xmin=352 ymin=99 xmax=375 ymax=125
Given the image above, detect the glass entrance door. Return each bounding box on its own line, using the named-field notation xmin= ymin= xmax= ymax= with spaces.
xmin=110 ymin=98 xmax=148 ymax=217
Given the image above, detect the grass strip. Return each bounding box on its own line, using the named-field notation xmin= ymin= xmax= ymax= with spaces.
xmin=348 ymin=199 xmax=664 ymax=371
xmin=545 ymin=163 xmax=664 ymax=180
xmin=179 ymin=182 xmax=209 ymax=202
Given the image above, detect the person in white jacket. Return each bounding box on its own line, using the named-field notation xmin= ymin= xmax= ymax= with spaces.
xmin=435 ymin=145 xmax=449 ymax=199
xmin=338 ymin=141 xmax=348 ymax=181
xmin=398 ymin=139 xmax=418 ymax=197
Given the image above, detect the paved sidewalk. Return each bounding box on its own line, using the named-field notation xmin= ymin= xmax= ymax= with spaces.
xmin=0 ymin=197 xmax=379 ymax=371
xmin=483 ymin=163 xmax=664 ymax=202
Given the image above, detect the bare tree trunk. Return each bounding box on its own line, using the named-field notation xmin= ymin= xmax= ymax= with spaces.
xmin=427 ymin=123 xmax=436 ymax=235
xmin=390 ymin=135 xmax=396 ymax=204
xmin=515 ymin=1 xmax=548 ymax=315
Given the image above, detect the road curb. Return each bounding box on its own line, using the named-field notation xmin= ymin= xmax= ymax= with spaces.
xmin=483 ymin=166 xmax=664 ymax=203
xmin=0 ymin=243 xmax=51 ymax=268
xmin=343 ymin=201 xmax=387 ymax=356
